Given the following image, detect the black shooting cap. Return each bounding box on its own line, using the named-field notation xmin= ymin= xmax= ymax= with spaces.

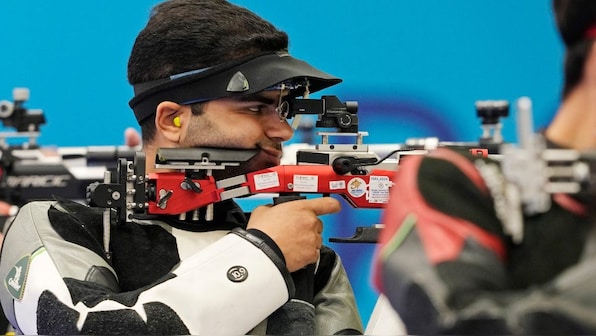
xmin=129 ymin=51 xmax=342 ymax=124
xmin=553 ymin=0 xmax=596 ymax=47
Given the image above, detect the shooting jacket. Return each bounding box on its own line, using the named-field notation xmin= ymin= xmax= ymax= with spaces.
xmin=0 ymin=199 xmax=362 ymax=335
xmin=374 ymin=147 xmax=596 ymax=334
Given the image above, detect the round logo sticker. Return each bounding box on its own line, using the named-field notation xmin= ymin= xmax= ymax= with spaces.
xmin=227 ymin=266 xmax=248 ymax=282
xmin=347 ymin=177 xmax=367 ymax=198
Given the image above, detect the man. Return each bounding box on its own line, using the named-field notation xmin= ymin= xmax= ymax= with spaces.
xmin=374 ymin=0 xmax=596 ymax=334
xmin=0 ymin=0 xmax=363 ymax=334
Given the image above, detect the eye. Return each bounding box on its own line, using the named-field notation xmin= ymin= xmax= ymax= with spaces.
xmin=246 ymin=105 xmax=266 ymax=114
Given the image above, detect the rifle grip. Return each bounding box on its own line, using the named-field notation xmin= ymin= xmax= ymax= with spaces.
xmin=273 ymin=194 xmax=306 ymax=205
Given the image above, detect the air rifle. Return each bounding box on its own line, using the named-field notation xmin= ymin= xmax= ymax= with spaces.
xmin=483 ymin=97 xmax=595 ymax=243
xmin=87 ymin=94 xmax=399 ymax=256
xmin=85 ymin=95 xmax=530 ymax=252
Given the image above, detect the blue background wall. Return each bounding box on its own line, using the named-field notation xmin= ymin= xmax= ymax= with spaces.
xmin=1 ymin=0 xmax=565 ymax=327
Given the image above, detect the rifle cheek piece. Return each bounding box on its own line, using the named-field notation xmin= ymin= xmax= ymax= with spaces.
xmin=129 ymin=51 xmax=342 ymax=124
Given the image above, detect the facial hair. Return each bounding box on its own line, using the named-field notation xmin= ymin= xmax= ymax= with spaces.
xmin=179 ymin=115 xmax=283 ymax=179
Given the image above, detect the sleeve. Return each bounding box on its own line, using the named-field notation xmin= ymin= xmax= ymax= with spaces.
xmin=0 ymin=201 xmax=292 ymax=335
xmin=264 ymin=245 xmax=363 ymax=335
xmin=312 ymin=246 xmax=363 ymax=335
xmin=373 ymin=148 xmax=596 ymax=334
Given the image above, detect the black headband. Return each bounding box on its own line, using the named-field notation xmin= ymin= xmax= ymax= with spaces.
xmin=129 ymin=52 xmax=342 ymax=124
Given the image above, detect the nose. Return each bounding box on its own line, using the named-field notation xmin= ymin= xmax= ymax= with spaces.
xmin=262 ymin=108 xmax=293 ymax=142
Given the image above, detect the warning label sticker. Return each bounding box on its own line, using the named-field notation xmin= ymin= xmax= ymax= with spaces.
xmin=293 ymin=175 xmax=318 ymax=192
xmin=368 ymin=175 xmax=392 ymax=203
xmin=253 ymin=172 xmax=280 ymax=190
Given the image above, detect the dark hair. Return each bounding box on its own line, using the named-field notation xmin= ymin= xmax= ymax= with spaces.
xmin=553 ymin=0 xmax=596 ymax=98
xmin=127 ymin=0 xmax=289 ymax=143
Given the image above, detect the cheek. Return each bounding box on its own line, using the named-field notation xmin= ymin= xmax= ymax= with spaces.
xmin=222 ymin=116 xmax=264 ymax=141
xmin=182 ymin=115 xmax=262 ymax=148
xmin=180 ymin=118 xmax=217 ymax=147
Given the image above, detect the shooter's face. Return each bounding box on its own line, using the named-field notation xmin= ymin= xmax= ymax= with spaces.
xmin=179 ymin=90 xmax=294 ymax=179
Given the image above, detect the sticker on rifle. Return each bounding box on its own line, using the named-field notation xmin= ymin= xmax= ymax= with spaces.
xmin=329 ymin=180 xmax=345 ymax=190
xmin=347 ymin=177 xmax=367 ymax=198
xmin=293 ymin=175 xmax=318 ymax=192
xmin=253 ymin=172 xmax=280 ymax=190
xmin=368 ymin=175 xmax=392 ymax=203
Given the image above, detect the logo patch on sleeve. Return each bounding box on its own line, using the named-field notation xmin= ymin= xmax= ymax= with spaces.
xmin=5 ymin=255 xmax=31 ymax=300
xmin=227 ymin=266 xmax=248 ymax=282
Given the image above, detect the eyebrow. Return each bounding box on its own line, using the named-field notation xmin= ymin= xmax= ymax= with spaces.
xmin=235 ymin=93 xmax=276 ymax=105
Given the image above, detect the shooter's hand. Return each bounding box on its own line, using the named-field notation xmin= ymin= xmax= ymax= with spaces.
xmin=247 ymin=197 xmax=341 ymax=272
xmin=0 ymin=202 xmax=10 ymax=216
xmin=0 ymin=201 xmax=19 ymax=246
xmin=124 ymin=127 xmax=142 ymax=147
xmin=0 ymin=202 xmax=18 ymax=218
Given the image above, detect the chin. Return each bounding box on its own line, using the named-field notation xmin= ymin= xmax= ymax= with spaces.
xmin=247 ymin=159 xmax=280 ymax=173
xmin=251 ymin=152 xmax=280 ymax=169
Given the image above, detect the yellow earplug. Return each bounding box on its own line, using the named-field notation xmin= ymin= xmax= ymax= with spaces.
xmin=173 ymin=116 xmax=181 ymax=127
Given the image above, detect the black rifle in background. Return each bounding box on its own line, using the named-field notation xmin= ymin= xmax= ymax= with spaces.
xmin=0 ymin=88 xmax=137 ymax=227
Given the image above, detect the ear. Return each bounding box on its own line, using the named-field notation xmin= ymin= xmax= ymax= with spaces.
xmin=155 ymin=101 xmax=186 ymax=144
